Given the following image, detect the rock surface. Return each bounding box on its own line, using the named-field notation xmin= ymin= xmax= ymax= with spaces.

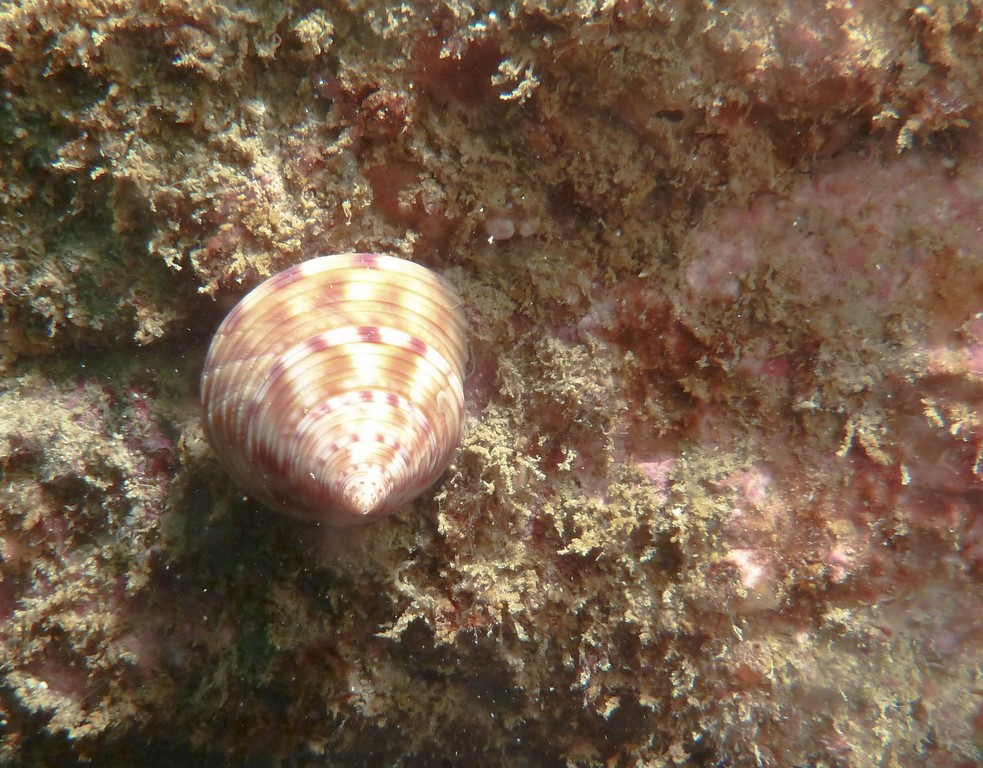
xmin=1 ymin=1 xmax=981 ymax=766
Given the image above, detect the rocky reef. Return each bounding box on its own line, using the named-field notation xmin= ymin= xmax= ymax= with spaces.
xmin=1 ymin=1 xmax=982 ymax=766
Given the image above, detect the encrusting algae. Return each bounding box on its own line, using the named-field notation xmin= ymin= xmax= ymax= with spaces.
xmin=1 ymin=1 xmax=982 ymax=766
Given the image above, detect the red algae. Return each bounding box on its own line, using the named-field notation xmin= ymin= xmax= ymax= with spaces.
xmin=1 ymin=1 xmax=982 ymax=766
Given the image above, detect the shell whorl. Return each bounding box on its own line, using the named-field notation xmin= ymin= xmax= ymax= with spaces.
xmin=200 ymin=253 xmax=467 ymax=525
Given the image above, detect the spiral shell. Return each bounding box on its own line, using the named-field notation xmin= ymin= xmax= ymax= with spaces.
xmin=200 ymin=253 xmax=467 ymax=526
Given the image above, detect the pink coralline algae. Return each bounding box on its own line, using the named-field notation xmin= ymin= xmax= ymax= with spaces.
xmin=0 ymin=376 xmax=176 ymax=744
xmin=577 ymin=144 xmax=983 ymax=764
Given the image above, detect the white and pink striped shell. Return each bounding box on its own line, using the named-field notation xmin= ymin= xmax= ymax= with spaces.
xmin=200 ymin=253 xmax=468 ymax=526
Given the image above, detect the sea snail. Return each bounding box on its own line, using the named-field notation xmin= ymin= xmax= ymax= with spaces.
xmin=200 ymin=253 xmax=468 ymax=526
